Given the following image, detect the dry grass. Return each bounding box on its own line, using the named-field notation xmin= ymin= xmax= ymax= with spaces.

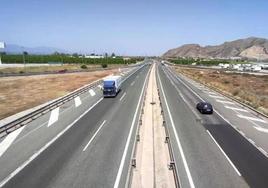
xmin=0 ymin=64 xmax=125 ymax=74
xmin=174 ymin=66 xmax=268 ymax=115
xmin=0 ymin=69 xmax=119 ymax=120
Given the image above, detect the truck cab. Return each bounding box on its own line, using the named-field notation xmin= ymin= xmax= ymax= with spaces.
xmin=103 ymin=76 xmax=122 ymax=97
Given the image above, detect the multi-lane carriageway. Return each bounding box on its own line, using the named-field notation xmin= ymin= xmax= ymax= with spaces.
xmin=0 ymin=61 xmax=267 ymax=188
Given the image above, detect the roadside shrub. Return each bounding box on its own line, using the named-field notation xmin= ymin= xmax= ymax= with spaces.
xmin=223 ymin=80 xmax=230 ymax=84
xmin=80 ymin=64 xmax=87 ymax=69
xmin=209 ymin=74 xmax=216 ymax=78
xmin=102 ymin=64 xmax=108 ymax=68
xmin=233 ymin=82 xmax=240 ymax=87
xmin=232 ymin=89 xmax=240 ymax=96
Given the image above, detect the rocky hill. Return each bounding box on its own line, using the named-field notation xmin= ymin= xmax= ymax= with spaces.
xmin=163 ymin=37 xmax=268 ymax=61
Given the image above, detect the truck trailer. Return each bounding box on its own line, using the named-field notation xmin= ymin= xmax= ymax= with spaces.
xmin=103 ymin=76 xmax=122 ymax=97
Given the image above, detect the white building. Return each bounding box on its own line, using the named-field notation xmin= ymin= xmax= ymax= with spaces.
xmin=84 ymin=55 xmax=104 ymax=59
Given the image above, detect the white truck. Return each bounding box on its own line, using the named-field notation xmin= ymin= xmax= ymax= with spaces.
xmin=102 ymin=76 xmax=122 ymax=97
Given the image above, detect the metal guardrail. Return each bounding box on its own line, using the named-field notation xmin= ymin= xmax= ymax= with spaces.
xmin=157 ymin=86 xmax=180 ymax=188
xmin=0 ymin=79 xmax=103 ymax=138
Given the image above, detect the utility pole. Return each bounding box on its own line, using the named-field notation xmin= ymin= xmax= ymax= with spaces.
xmin=22 ymin=51 xmax=26 ymax=67
xmin=0 ymin=42 xmax=5 ymax=65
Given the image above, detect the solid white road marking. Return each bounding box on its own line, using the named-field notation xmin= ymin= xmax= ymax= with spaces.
xmin=83 ymin=120 xmax=107 ymax=151
xmin=237 ymin=114 xmax=266 ymax=123
xmin=209 ymin=95 xmax=225 ymax=99
xmin=119 ymin=92 xmax=126 ymax=101
xmin=216 ymin=100 xmax=235 ymax=105
xmin=224 ymin=106 xmax=248 ymax=112
xmin=0 ymin=127 xmax=25 ymax=157
xmin=247 ymin=138 xmax=255 ymax=145
xmin=113 ymin=66 xmax=150 ymax=188
xmin=258 ymin=147 xmax=268 ymax=156
xmin=0 ymin=98 xmax=103 ymax=188
xmin=254 ymin=126 xmax=268 ymax=133
xmin=206 ymin=130 xmax=241 ymax=176
xmin=158 ymin=68 xmax=196 ymax=188
xmin=47 ymin=107 xmax=59 ymax=127
xmin=74 ymin=96 xmax=82 ymax=107
xmin=131 ymin=81 xmax=135 ymax=86
xmin=89 ymin=89 xmax=96 ymax=96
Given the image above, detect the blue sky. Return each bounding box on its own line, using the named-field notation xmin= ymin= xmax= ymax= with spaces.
xmin=1 ymin=0 xmax=268 ymax=55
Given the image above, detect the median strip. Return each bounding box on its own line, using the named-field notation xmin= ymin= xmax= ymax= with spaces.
xmin=131 ymin=64 xmax=176 ymax=187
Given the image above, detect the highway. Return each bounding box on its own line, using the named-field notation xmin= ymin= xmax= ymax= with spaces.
xmin=0 ymin=60 xmax=268 ymax=188
xmin=0 ymin=64 xmax=150 ymax=188
xmin=157 ymin=63 xmax=268 ymax=188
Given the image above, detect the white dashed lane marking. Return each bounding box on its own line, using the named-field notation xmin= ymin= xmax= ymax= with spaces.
xmin=47 ymin=107 xmax=59 ymax=127
xmin=254 ymin=126 xmax=268 ymax=133
xmin=119 ymin=92 xmax=126 ymax=101
xmin=237 ymin=114 xmax=266 ymax=123
xmin=224 ymin=106 xmax=249 ymax=112
xmin=209 ymin=95 xmax=225 ymax=99
xmin=0 ymin=126 xmax=25 ymax=157
xmin=83 ymin=120 xmax=107 ymax=151
xmin=89 ymin=89 xmax=96 ymax=96
xmin=131 ymin=81 xmax=135 ymax=86
xmin=208 ymin=91 xmax=217 ymax=95
xmin=216 ymin=100 xmax=235 ymax=105
xmin=74 ymin=96 xmax=82 ymax=107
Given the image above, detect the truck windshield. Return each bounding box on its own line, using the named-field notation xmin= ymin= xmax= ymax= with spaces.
xmin=103 ymin=81 xmax=115 ymax=88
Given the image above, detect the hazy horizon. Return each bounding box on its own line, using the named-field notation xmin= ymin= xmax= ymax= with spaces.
xmin=1 ymin=0 xmax=268 ymax=55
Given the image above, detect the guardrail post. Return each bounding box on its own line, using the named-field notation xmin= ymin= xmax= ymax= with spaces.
xmin=165 ymin=136 xmax=169 ymax=143
xmin=132 ymin=158 xmax=137 ymax=168
xmin=162 ymin=120 xmax=166 ymax=127
xmin=136 ymin=134 xmax=140 ymax=142
xmin=168 ymin=161 xmax=175 ymax=170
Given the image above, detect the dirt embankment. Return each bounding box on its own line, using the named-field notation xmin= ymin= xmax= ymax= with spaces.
xmin=0 ymin=69 xmax=119 ymax=120
xmin=174 ymin=66 xmax=268 ymax=115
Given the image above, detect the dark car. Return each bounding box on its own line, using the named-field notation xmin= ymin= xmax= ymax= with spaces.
xmin=196 ymin=102 xmax=213 ymax=114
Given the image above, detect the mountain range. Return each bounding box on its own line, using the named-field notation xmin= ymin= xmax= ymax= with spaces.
xmin=1 ymin=44 xmax=67 ymax=55
xmin=162 ymin=37 xmax=268 ymax=61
